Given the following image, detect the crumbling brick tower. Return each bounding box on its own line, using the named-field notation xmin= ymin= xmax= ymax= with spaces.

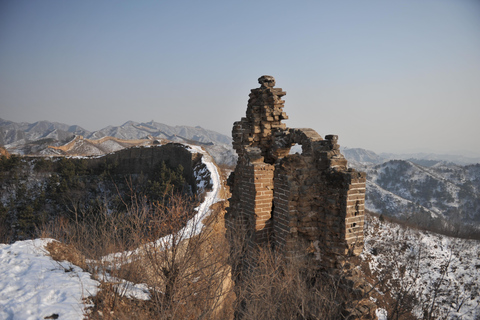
xmin=226 ymin=75 xmax=366 ymax=271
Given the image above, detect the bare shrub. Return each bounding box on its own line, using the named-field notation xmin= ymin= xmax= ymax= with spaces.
xmin=133 ymin=196 xmax=233 ymax=319
xmin=230 ymin=244 xmax=377 ymax=320
xmin=42 ymin=193 xmax=234 ymax=319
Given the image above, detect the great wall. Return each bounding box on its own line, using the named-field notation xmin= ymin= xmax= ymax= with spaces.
xmin=226 ymin=75 xmax=367 ymax=270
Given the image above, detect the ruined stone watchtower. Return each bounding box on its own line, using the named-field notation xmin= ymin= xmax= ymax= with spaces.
xmin=226 ymin=76 xmax=366 ymax=270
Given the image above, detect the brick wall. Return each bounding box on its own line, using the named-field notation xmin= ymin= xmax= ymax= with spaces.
xmin=226 ymin=75 xmax=367 ymax=271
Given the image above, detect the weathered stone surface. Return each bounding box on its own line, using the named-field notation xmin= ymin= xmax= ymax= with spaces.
xmin=225 ymin=76 xmax=372 ymax=317
xmin=227 ymin=76 xmax=366 ymax=269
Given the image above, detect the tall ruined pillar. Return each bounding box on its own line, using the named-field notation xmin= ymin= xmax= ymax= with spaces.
xmin=226 ymin=75 xmax=373 ymax=319
xmin=227 ymin=76 xmax=288 ymax=254
xmin=226 ymin=75 xmax=366 ymax=270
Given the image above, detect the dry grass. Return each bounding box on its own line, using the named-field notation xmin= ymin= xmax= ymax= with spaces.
xmin=39 ymin=171 xmax=379 ymax=320
xmin=45 ymin=241 xmax=87 ymax=270
xmin=232 ymin=247 xmax=376 ymax=320
xmin=42 ymin=193 xmax=235 ymax=320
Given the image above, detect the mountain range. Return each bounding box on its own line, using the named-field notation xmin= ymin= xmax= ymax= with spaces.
xmin=344 ymin=148 xmax=480 ymax=235
xmin=342 ymin=147 xmax=480 ymax=166
xmin=0 ymin=118 xmax=236 ymax=165
xmin=0 ymin=118 xmax=231 ymax=146
xmin=2 ymin=118 xmax=480 ymax=233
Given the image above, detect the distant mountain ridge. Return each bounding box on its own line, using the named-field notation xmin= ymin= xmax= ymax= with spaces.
xmin=343 ymin=147 xmax=480 ymax=234
xmin=0 ymin=118 xmax=236 ymax=165
xmin=342 ymin=146 xmax=480 ymax=166
xmin=3 ymin=118 xmax=480 ymax=232
xmin=88 ymin=120 xmax=231 ymax=145
xmin=0 ymin=118 xmax=90 ymax=147
xmin=0 ymin=118 xmax=231 ymax=146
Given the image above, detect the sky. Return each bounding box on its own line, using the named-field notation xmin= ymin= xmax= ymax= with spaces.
xmin=1 ymin=0 xmax=479 ymax=156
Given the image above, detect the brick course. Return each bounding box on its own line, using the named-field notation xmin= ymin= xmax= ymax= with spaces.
xmin=226 ymin=75 xmax=367 ymax=270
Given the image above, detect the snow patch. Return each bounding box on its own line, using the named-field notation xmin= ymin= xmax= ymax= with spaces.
xmin=0 ymin=239 xmax=99 ymax=320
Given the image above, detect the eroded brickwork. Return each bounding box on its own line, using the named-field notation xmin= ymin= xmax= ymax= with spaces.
xmin=226 ymin=75 xmax=367 ymax=270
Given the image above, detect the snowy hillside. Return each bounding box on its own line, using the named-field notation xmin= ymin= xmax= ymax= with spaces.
xmin=343 ymin=148 xmax=480 ymax=233
xmin=0 ymin=239 xmax=99 ymax=320
xmin=2 ymin=140 xmax=480 ymax=318
xmin=363 ymin=160 xmax=480 ymax=228
xmin=3 ymin=216 xmax=479 ymax=319
xmin=362 ymin=214 xmax=480 ymax=319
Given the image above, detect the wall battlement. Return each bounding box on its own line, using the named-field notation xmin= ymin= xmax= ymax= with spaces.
xmin=226 ymin=76 xmax=367 ymax=270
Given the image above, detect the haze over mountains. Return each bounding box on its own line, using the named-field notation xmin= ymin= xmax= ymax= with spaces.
xmin=3 ymin=118 xmax=480 ymax=165
xmin=343 ymin=147 xmax=480 ymax=167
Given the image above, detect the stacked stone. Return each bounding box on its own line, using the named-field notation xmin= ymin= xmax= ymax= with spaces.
xmin=228 ymin=75 xmax=367 ymax=265
xmin=273 ymin=155 xmax=318 ymax=258
xmin=344 ymin=170 xmax=367 ymax=255
xmin=232 ymin=75 xmax=288 ymax=163
xmin=226 ymin=76 xmax=373 ymax=318
xmin=314 ymin=135 xmax=348 ymax=170
xmin=272 ymin=156 xmax=366 ymax=268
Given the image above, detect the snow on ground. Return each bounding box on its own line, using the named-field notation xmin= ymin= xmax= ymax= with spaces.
xmin=184 ymin=144 xmax=221 ymax=236
xmin=362 ymin=214 xmax=480 ymax=319
xmin=101 ymin=143 xmax=222 ymax=263
xmin=0 ymin=143 xmax=223 ymax=319
xmin=375 ymin=308 xmax=388 ymax=320
xmin=0 ymin=239 xmax=99 ymax=320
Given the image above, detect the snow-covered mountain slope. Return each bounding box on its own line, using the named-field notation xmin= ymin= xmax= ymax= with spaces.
xmin=362 ymin=160 xmax=480 ymax=228
xmin=0 ymin=118 xmax=90 ymax=147
xmin=361 ymin=214 xmax=480 ymax=319
xmin=342 ymin=148 xmax=480 ymax=232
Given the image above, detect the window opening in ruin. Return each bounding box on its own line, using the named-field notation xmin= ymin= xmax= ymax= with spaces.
xmin=289 ymin=143 xmax=303 ymax=155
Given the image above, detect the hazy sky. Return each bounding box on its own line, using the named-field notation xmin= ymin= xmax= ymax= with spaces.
xmin=1 ymin=1 xmax=479 ymax=156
